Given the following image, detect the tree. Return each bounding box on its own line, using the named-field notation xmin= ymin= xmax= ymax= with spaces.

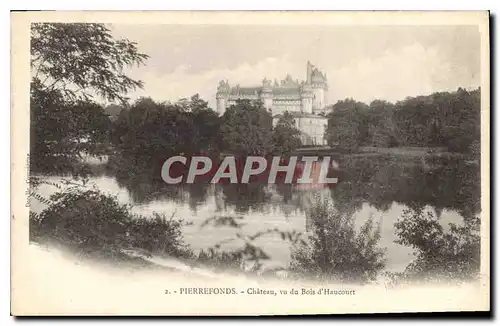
xmin=324 ymin=99 xmax=369 ymax=151
xmin=323 ymin=89 xmax=480 ymax=153
xmin=189 ymin=105 xmax=221 ymax=154
xmin=369 ymin=116 xmax=399 ymax=147
xmin=176 ymin=93 xmax=210 ymax=112
xmin=439 ymin=88 xmax=481 ymax=153
xmin=104 ymin=104 xmax=126 ymax=122
xmin=366 ymin=100 xmax=399 ymax=147
xmin=30 ymin=86 xmax=112 ymax=173
xmin=30 ymin=23 xmax=148 ymax=174
xmin=112 ymin=95 xmax=220 ymax=159
xmin=220 ymin=100 xmax=274 ymax=156
xmin=290 ymin=198 xmax=386 ymax=283
xmin=31 ymin=187 xmax=190 ymax=259
xmin=391 ymin=88 xmax=480 ymax=151
xmin=393 ymin=96 xmax=436 ymax=146
xmin=114 ymin=97 xmax=191 ymax=159
xmin=31 ymin=23 xmax=148 ymax=104
xmin=108 ymin=95 xmax=220 ymax=187
xmin=180 ymin=94 xmax=222 ymax=154
xmin=272 ymin=111 xmax=302 ymax=155
xmin=393 ymin=208 xmax=480 ymax=283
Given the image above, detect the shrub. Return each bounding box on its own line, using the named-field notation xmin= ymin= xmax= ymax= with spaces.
xmin=290 ymin=198 xmax=386 ymax=283
xmin=394 ymin=208 xmax=480 ymax=283
xmin=127 ymin=213 xmax=192 ymax=258
xmin=35 ymin=190 xmax=131 ymax=253
xmin=195 ymin=249 xmax=243 ymax=272
xmin=31 ymin=189 xmax=189 ymax=260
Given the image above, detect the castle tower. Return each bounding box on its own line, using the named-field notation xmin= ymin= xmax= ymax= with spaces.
xmin=304 ymin=61 xmax=328 ymax=114
xmin=216 ymin=80 xmax=230 ymax=115
xmin=300 ymin=83 xmax=314 ymax=114
xmin=260 ymin=77 xmax=273 ymax=109
xmin=307 ymin=61 xmax=313 ymax=84
xmin=309 ymin=64 xmax=328 ymax=114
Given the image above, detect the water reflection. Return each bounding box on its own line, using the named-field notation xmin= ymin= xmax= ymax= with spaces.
xmin=107 ymin=154 xmax=480 ymax=222
xmin=330 ymin=154 xmax=480 ymax=220
xmin=61 ymin=153 xmax=480 ymax=271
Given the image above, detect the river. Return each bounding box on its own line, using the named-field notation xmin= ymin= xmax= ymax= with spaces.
xmin=30 ymin=153 xmax=481 ymax=273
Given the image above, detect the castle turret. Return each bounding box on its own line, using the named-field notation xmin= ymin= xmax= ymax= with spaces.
xmin=310 ymin=67 xmax=328 ymax=114
xmin=216 ymin=80 xmax=230 ymax=115
xmin=307 ymin=61 xmax=313 ymax=84
xmin=260 ymin=77 xmax=273 ymax=109
xmin=300 ymin=83 xmax=314 ymax=114
xmin=304 ymin=61 xmax=328 ymax=114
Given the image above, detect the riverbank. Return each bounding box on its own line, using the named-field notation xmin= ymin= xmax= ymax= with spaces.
xmin=294 ymin=145 xmax=475 ymax=159
xmin=15 ymin=242 xmax=485 ymax=316
xmin=28 ymin=147 xmax=481 ymax=290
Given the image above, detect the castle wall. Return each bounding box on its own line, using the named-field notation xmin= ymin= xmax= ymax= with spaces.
xmin=301 ymin=98 xmax=313 ymax=114
xmin=216 ymin=98 xmax=226 ymax=115
xmin=298 ymin=117 xmax=328 ymax=145
xmin=271 ymin=98 xmax=301 ymax=115
xmin=312 ymin=87 xmax=325 ymax=112
xmin=263 ymin=97 xmax=273 ymax=109
xmin=216 ymin=61 xmax=329 ymax=144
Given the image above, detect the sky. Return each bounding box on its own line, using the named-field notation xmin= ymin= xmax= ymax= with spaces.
xmin=110 ymin=24 xmax=481 ymax=108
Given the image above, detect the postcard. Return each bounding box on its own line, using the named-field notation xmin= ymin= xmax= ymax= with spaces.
xmin=11 ymin=11 xmax=490 ymax=315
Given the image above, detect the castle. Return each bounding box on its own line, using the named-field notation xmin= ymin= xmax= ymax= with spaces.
xmin=216 ymin=62 xmax=329 ymax=145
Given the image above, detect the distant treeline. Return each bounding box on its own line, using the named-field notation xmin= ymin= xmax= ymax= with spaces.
xmin=325 ymin=87 xmax=481 ymax=154
xmin=31 ymin=85 xmax=480 ymax=175
xmin=110 ymin=96 xmax=301 ymax=165
xmin=109 ymin=87 xmax=480 ymax=161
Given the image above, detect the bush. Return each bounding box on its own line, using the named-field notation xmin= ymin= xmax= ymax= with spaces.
xmin=34 ymin=190 xmax=131 ymax=252
xmin=195 ymin=249 xmax=243 ymax=273
xmin=272 ymin=111 xmax=302 ymax=155
xmin=127 ymin=213 xmax=192 ymax=258
xmin=31 ymin=189 xmax=189 ymax=260
xmin=290 ymin=198 xmax=386 ymax=283
xmin=394 ymin=208 xmax=480 ymax=283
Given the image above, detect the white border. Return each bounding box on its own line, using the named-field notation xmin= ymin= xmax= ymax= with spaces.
xmin=4 ymin=1 xmax=497 ymax=324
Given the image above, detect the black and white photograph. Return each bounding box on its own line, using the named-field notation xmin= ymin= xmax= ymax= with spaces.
xmin=11 ymin=11 xmax=490 ymax=315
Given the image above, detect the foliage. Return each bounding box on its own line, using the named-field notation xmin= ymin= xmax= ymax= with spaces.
xmin=127 ymin=213 xmax=192 ymax=258
xmin=30 ymin=23 xmax=148 ymax=175
xmin=111 ymin=95 xmax=220 ymax=163
xmin=32 ymin=189 xmax=131 ymax=252
xmin=367 ymin=100 xmax=399 ymax=147
xmin=290 ymin=197 xmax=386 ymax=283
xmin=31 ymin=23 xmax=148 ymax=104
xmin=104 ymin=104 xmax=125 ymax=121
xmin=220 ymin=100 xmax=274 ymax=156
xmin=196 ymin=215 xmax=305 ymax=274
xmin=113 ymin=96 xmax=286 ymax=168
xmin=30 ymin=90 xmax=112 ymax=174
xmin=30 ymin=187 xmax=189 ymax=259
xmin=393 ymin=208 xmax=480 ymax=283
xmin=324 ymin=88 xmax=480 ymax=154
xmin=272 ymin=111 xmax=302 ymax=155
xmin=113 ymin=97 xmax=191 ymax=158
xmin=176 ymin=93 xmax=212 ymax=112
xmin=325 ymin=99 xmax=369 ymax=152
xmin=330 ymin=154 xmax=480 ymax=220
xmin=195 ymin=249 xmax=243 ymax=272
xmin=186 ymin=95 xmax=222 ymax=154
